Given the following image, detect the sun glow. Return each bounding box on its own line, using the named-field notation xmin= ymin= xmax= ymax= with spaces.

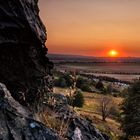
xmin=108 ymin=50 xmax=118 ymax=57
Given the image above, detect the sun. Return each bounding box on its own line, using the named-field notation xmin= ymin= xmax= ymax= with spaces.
xmin=108 ymin=50 xmax=118 ymax=57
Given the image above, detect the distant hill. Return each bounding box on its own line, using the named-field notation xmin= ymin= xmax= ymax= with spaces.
xmin=48 ymin=53 xmax=140 ymax=63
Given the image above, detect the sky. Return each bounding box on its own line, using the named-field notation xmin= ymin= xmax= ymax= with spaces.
xmin=39 ymin=0 xmax=140 ymax=57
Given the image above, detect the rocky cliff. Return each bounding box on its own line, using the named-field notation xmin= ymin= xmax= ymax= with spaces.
xmin=0 ymin=0 xmax=110 ymax=140
xmin=0 ymin=0 xmax=53 ymax=107
xmin=0 ymin=83 xmax=60 ymax=140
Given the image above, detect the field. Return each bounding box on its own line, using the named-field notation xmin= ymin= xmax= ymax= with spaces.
xmin=56 ymin=62 xmax=140 ymax=81
xmin=54 ymin=87 xmax=123 ymax=139
xmin=53 ymin=60 xmax=140 ymax=139
xmin=88 ymin=73 xmax=140 ymax=82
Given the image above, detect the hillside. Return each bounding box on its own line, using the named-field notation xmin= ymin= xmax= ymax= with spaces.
xmin=54 ymin=87 xmax=123 ymax=140
xmin=0 ymin=1 xmax=111 ymax=140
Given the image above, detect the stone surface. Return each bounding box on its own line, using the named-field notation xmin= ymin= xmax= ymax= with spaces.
xmin=0 ymin=0 xmax=53 ymax=107
xmin=0 ymin=83 xmax=60 ymax=140
xmin=0 ymin=1 xmax=111 ymax=140
xmin=47 ymin=93 xmax=111 ymax=140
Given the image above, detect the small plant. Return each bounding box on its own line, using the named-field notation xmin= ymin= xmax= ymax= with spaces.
xmin=67 ymin=90 xmax=84 ymax=108
xmin=73 ymin=90 xmax=84 ymax=108
xmin=43 ymin=111 xmax=72 ymax=139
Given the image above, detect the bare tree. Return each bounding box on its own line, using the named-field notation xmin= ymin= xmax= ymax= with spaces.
xmin=99 ymin=96 xmax=114 ymax=121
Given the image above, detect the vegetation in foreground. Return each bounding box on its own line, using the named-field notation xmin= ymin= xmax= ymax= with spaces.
xmin=53 ymin=70 xmax=140 ymax=140
xmin=54 ymin=87 xmax=122 ymax=140
xmin=121 ymin=80 xmax=140 ymax=139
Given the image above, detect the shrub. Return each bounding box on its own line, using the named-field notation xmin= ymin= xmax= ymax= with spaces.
xmin=121 ymin=79 xmax=140 ymax=138
xmin=76 ymin=77 xmax=93 ymax=92
xmin=59 ymin=78 xmax=67 ymax=87
xmin=81 ymin=84 xmax=92 ymax=92
xmin=62 ymin=73 xmax=75 ymax=87
xmin=76 ymin=77 xmax=89 ymax=89
xmin=67 ymin=90 xmax=85 ymax=108
xmin=73 ymin=90 xmax=84 ymax=108
xmin=54 ymin=77 xmax=67 ymax=88
xmin=96 ymin=80 xmax=104 ymax=90
xmin=54 ymin=73 xmax=75 ymax=88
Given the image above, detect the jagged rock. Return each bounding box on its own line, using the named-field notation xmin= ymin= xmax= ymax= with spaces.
xmin=0 ymin=1 xmax=60 ymax=139
xmin=47 ymin=93 xmax=111 ymax=140
xmin=0 ymin=0 xmax=53 ymax=107
xmin=72 ymin=127 xmax=82 ymax=140
xmin=67 ymin=117 xmax=110 ymax=140
xmin=0 ymin=1 xmax=111 ymax=140
xmin=0 ymin=83 xmax=60 ymax=140
xmin=63 ymin=108 xmax=110 ymax=140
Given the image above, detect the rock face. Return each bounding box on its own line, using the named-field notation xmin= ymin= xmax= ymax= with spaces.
xmin=0 ymin=1 xmax=110 ymax=140
xmin=0 ymin=0 xmax=59 ymax=139
xmin=0 ymin=0 xmax=53 ymax=107
xmin=0 ymin=83 xmax=60 ymax=140
xmin=47 ymin=93 xmax=111 ymax=140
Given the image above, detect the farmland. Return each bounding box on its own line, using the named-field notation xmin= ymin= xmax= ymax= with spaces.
xmin=55 ymin=62 xmax=140 ymax=82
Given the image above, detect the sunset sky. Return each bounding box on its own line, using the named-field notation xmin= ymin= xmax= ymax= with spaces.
xmin=39 ymin=0 xmax=140 ymax=57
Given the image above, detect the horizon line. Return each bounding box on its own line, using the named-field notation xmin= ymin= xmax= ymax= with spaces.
xmin=48 ymin=53 xmax=140 ymax=58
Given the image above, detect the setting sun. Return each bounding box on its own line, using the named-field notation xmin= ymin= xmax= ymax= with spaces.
xmin=108 ymin=50 xmax=118 ymax=57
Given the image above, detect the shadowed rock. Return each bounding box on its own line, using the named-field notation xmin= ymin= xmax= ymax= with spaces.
xmin=0 ymin=83 xmax=60 ymax=140
xmin=0 ymin=0 xmax=53 ymax=107
xmin=0 ymin=1 xmax=111 ymax=140
xmin=46 ymin=93 xmax=111 ymax=140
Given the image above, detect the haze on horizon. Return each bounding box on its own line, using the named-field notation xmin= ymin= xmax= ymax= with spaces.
xmin=39 ymin=0 xmax=140 ymax=57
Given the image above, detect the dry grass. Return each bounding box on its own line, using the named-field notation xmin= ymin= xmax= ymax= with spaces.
xmin=76 ymin=92 xmax=123 ymax=140
xmin=54 ymin=87 xmax=123 ymax=140
xmin=42 ymin=108 xmax=71 ymax=140
xmin=129 ymin=137 xmax=140 ymax=140
xmin=82 ymin=92 xmax=122 ymax=113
